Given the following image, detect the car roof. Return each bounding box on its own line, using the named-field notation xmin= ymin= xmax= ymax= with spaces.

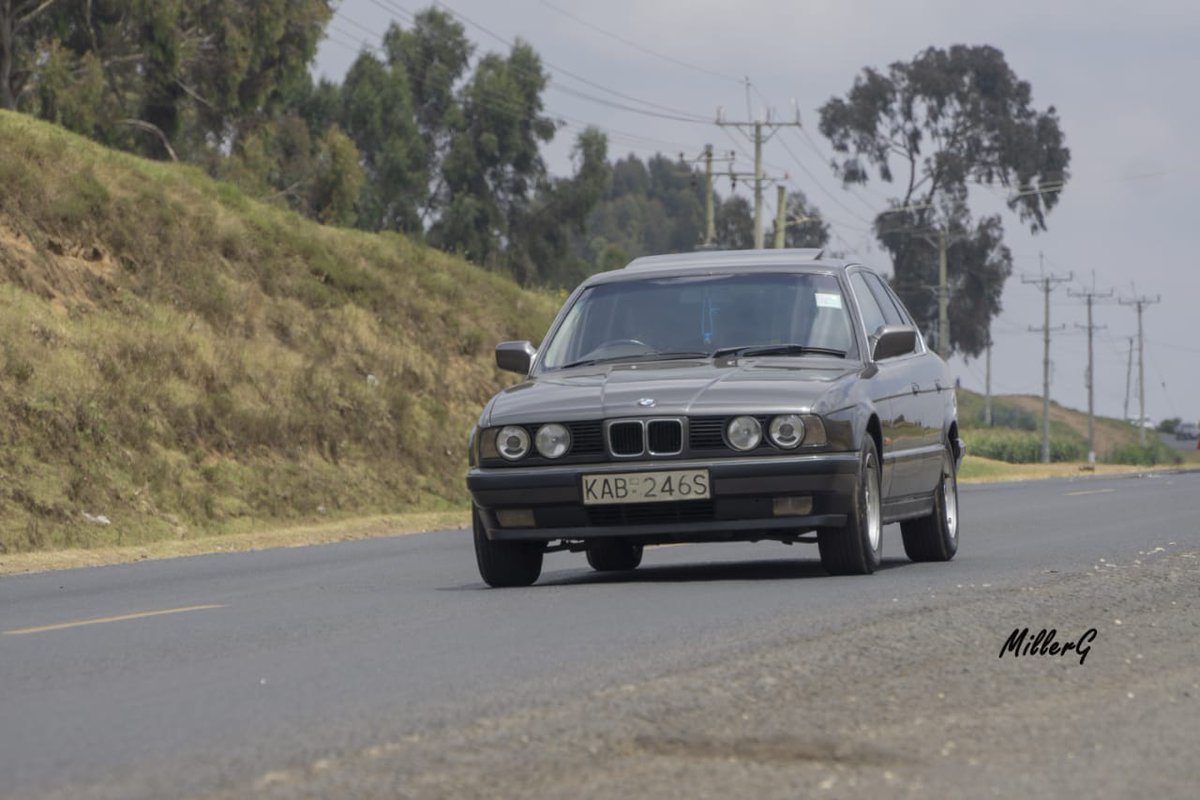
xmin=583 ymin=248 xmax=863 ymax=285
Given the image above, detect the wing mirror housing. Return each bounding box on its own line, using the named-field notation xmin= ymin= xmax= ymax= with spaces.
xmin=871 ymin=325 xmax=918 ymax=361
xmin=496 ymin=340 xmax=537 ymax=374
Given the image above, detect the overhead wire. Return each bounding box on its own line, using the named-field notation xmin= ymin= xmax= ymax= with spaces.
xmin=332 ymin=3 xmax=707 ymax=158
xmin=775 ymin=134 xmax=875 ymax=226
xmin=427 ymin=0 xmax=713 ymax=124
xmin=792 ymin=127 xmax=889 ymax=209
xmin=538 ymin=1 xmax=744 ymax=84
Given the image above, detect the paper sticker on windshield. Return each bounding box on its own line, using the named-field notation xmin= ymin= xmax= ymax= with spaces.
xmin=815 ymin=293 xmax=843 ymax=309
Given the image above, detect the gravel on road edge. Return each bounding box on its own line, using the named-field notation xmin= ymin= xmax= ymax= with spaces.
xmin=187 ymin=549 xmax=1199 ymax=800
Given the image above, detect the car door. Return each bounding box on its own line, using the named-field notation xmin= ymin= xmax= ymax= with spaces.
xmin=864 ymin=272 xmax=946 ymax=495
xmin=846 ymin=270 xmax=913 ymax=500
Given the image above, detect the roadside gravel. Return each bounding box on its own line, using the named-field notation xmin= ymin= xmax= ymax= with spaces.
xmin=210 ymin=550 xmax=1199 ymax=799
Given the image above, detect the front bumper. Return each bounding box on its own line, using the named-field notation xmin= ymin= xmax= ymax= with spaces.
xmin=468 ymin=452 xmax=859 ymax=544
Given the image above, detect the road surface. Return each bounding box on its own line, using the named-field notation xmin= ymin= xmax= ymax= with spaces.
xmin=2 ymin=471 xmax=1197 ymax=798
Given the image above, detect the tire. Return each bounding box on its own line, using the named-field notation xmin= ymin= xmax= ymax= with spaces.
xmin=473 ymin=507 xmax=543 ymax=587
xmin=900 ymin=444 xmax=959 ymax=562
xmin=818 ymin=437 xmax=883 ymax=575
xmin=586 ymin=539 xmax=644 ymax=571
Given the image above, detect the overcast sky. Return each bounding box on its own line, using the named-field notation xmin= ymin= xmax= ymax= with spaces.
xmin=316 ymin=0 xmax=1200 ymax=428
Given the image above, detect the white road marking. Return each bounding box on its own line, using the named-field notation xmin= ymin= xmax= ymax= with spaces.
xmin=3 ymin=604 xmax=226 ymax=636
xmin=1065 ymin=488 xmax=1116 ymax=497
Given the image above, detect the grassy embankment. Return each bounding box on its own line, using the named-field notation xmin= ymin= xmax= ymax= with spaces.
xmin=955 ymin=388 xmax=1196 ymax=481
xmin=0 ymin=110 xmax=558 ymax=556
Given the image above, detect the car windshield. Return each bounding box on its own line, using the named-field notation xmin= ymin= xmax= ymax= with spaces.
xmin=540 ymin=272 xmax=858 ymax=370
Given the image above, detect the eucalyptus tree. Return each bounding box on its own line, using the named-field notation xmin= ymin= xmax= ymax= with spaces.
xmin=819 ymin=44 xmax=1069 ymax=356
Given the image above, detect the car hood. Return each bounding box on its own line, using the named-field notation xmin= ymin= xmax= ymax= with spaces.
xmin=484 ymin=358 xmax=862 ymax=425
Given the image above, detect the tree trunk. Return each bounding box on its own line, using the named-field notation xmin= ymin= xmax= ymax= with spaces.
xmin=1 ymin=0 xmax=15 ymax=110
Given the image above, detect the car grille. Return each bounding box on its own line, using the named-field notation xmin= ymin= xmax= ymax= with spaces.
xmin=608 ymin=421 xmax=644 ymax=456
xmin=586 ymin=500 xmax=715 ymax=526
xmin=568 ymin=421 xmax=604 ymax=456
xmin=647 ymin=420 xmax=682 ymax=455
xmin=688 ymin=417 xmax=726 ymax=449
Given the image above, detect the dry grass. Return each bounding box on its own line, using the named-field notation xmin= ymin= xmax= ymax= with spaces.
xmin=957 ymin=454 xmax=1194 ymax=483
xmin=999 ymin=393 xmax=1142 ymax=456
xmin=0 ymin=110 xmax=558 ymax=554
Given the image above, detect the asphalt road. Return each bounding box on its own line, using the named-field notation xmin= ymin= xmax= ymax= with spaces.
xmin=2 ymin=471 xmax=1197 ymax=799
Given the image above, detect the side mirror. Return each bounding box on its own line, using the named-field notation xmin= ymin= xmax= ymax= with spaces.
xmin=496 ymin=340 xmax=537 ymax=374
xmin=871 ymin=325 xmax=917 ymax=361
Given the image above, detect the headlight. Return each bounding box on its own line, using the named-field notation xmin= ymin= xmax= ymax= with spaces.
xmin=496 ymin=426 xmax=530 ymax=460
xmin=535 ymin=423 xmax=571 ymax=459
xmin=769 ymin=414 xmax=805 ymax=449
xmin=726 ymin=416 xmax=762 ymax=451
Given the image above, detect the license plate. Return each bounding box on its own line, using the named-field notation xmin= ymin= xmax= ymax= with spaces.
xmin=581 ymin=469 xmax=710 ymax=505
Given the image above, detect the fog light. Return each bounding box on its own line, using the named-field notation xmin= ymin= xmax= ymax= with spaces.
xmin=772 ymin=496 xmax=813 ymax=517
xmin=496 ymin=509 xmax=535 ymax=528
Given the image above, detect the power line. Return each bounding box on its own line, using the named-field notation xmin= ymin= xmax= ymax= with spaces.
xmin=547 ymin=84 xmax=709 ymax=123
xmin=429 ymin=0 xmax=712 ymax=124
xmin=775 ymin=134 xmax=876 ymax=226
xmin=790 ymin=127 xmax=888 ymax=211
xmin=537 ymin=1 xmax=743 ymax=84
xmin=369 ymin=0 xmax=712 ymax=122
xmin=333 ymin=3 xmax=709 ymax=161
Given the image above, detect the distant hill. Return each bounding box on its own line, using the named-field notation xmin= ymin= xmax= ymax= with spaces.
xmin=955 ymin=389 xmax=1179 ymax=465
xmin=0 ymin=111 xmax=558 ymax=553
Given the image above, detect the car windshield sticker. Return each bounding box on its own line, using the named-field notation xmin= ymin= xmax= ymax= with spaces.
xmin=815 ymin=292 xmax=843 ymax=309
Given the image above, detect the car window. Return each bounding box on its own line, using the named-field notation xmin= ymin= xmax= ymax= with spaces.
xmin=848 ymin=272 xmax=887 ymax=338
xmin=863 ymin=272 xmax=905 ymax=326
xmin=540 ymin=272 xmax=858 ymax=368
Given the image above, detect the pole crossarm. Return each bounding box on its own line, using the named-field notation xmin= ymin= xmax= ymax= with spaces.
xmin=716 ymin=111 xmax=803 ymax=249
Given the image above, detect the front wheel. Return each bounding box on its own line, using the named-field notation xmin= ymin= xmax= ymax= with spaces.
xmin=818 ymin=437 xmax=882 ymax=575
xmin=473 ymin=507 xmax=543 ymax=587
xmin=900 ymin=444 xmax=959 ymax=562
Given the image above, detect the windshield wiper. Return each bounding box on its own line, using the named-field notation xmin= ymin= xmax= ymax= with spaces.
xmin=710 ymin=343 xmax=847 ymax=359
xmin=556 ymin=351 xmax=709 ymax=370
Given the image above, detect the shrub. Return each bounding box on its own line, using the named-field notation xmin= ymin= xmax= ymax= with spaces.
xmin=965 ymin=429 xmax=1084 ymax=463
xmin=1108 ymin=443 xmax=1181 ymax=466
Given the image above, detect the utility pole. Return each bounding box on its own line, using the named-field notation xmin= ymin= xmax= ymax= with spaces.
xmin=1123 ymin=336 xmax=1134 ymax=422
xmin=703 ymin=144 xmax=715 ymax=248
xmin=753 ymin=121 xmax=764 ymax=248
xmin=984 ymin=332 xmax=993 ymax=427
xmin=1119 ymin=293 xmax=1162 ymax=445
xmin=715 ymin=108 xmax=801 ymax=249
xmin=1023 ymin=264 xmax=1073 ymax=463
xmin=1069 ymin=281 xmax=1114 ymax=464
xmin=774 ymin=185 xmax=787 ymax=248
xmin=681 ymin=145 xmax=733 ymax=250
xmin=937 ymin=229 xmax=949 ymax=361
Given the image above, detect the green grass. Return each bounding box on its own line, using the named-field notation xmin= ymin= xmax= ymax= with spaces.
xmin=0 ymin=110 xmax=559 ymax=553
xmin=955 ymin=389 xmax=1181 ymax=466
